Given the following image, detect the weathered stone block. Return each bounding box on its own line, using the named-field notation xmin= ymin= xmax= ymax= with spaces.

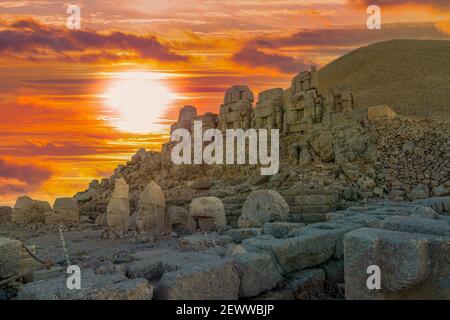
xmin=286 ymin=269 xmax=325 ymax=300
xmin=0 ymin=206 xmax=12 ymax=224
xmin=12 ymin=196 xmax=51 ymax=224
xmin=242 ymin=232 xmax=335 ymax=274
xmin=166 ymin=206 xmax=194 ymax=233
xmin=155 ymin=259 xmax=240 ymax=300
xmin=233 ymin=252 xmax=282 ymax=298
xmin=106 ymin=178 xmax=130 ymax=234
xmin=381 ymin=216 xmax=449 ymax=237
xmin=0 ymin=238 xmax=21 ymax=278
xmin=46 ymin=197 xmax=79 ymax=225
xmin=263 ymin=222 xmax=304 ymax=238
xmin=18 ymin=270 xmax=153 ymax=300
xmin=344 ymin=228 xmax=450 ymax=299
xmin=238 ymin=190 xmax=289 ymax=228
xmin=135 ymin=181 xmax=166 ymax=235
xmin=189 ymin=197 xmax=227 ymax=231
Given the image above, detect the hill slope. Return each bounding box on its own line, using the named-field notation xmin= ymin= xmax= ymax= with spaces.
xmin=317 ymin=39 xmax=450 ymax=117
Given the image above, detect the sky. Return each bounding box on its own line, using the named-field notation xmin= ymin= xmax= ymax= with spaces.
xmin=0 ymin=0 xmax=449 ymax=206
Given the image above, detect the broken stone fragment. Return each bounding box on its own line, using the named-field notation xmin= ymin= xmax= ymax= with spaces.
xmin=407 ymin=184 xmax=430 ymax=201
xmin=166 ymin=205 xmax=194 ymax=233
xmin=286 ymin=268 xmax=326 ymax=300
xmin=0 ymin=237 xmax=21 ymax=278
xmin=106 ymin=178 xmax=130 ymax=234
xmin=189 ymin=197 xmax=227 ymax=231
xmin=343 ymin=228 xmax=450 ymax=299
xmin=0 ymin=206 xmax=12 ymax=224
xmin=18 ymin=269 xmax=153 ymax=300
xmin=135 ymin=181 xmax=166 ymax=236
xmin=155 ymin=259 xmax=239 ymax=300
xmin=233 ymin=252 xmax=282 ymax=298
xmin=238 ymin=190 xmax=289 ymax=228
xmin=12 ymin=196 xmax=51 ymax=224
xmin=45 ymin=197 xmax=79 ymax=225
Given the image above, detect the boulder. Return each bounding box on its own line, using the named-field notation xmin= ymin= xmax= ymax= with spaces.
xmin=344 ymin=228 xmax=450 ymax=299
xmin=286 ymin=269 xmax=326 ymax=300
xmin=106 ymin=178 xmax=130 ymax=234
xmin=155 ymin=259 xmax=240 ymax=300
xmin=367 ymin=105 xmax=396 ymax=120
xmin=432 ymin=181 xmax=450 ymax=197
xmin=166 ymin=206 xmax=194 ymax=233
xmin=45 ymin=198 xmax=79 ymax=225
xmin=189 ymin=197 xmax=226 ymax=231
xmin=18 ymin=269 xmax=153 ymax=300
xmin=233 ymin=252 xmax=282 ymax=298
xmin=242 ymin=231 xmax=335 ymax=274
xmin=0 ymin=238 xmax=21 ymax=278
xmin=135 ymin=181 xmax=166 ymax=236
xmin=179 ymin=234 xmax=232 ymax=251
xmin=381 ymin=216 xmax=449 ymax=237
xmin=190 ymin=180 xmax=213 ymax=190
xmin=238 ymin=190 xmax=289 ymax=228
xmin=407 ymin=184 xmax=430 ymax=201
xmin=0 ymin=206 xmax=12 ymax=224
xmin=12 ymin=196 xmax=51 ymax=224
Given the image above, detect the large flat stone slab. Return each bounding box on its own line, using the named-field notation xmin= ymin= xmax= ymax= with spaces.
xmin=344 ymin=228 xmax=450 ymax=299
xmin=155 ymin=259 xmax=239 ymax=300
xmin=18 ymin=270 xmax=153 ymax=300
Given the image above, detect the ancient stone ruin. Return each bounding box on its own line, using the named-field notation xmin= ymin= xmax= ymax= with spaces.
xmin=1 ymin=64 xmax=449 ymax=301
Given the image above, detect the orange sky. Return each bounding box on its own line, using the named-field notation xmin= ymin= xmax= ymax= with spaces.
xmin=0 ymin=0 xmax=449 ymax=206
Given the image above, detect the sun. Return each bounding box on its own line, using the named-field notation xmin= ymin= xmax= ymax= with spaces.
xmin=102 ymin=72 xmax=172 ymax=133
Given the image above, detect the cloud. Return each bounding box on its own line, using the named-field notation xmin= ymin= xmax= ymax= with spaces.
xmin=348 ymin=0 xmax=450 ymax=10
xmin=249 ymin=22 xmax=449 ymax=49
xmin=232 ymin=45 xmax=313 ymax=73
xmin=0 ymin=157 xmax=52 ymax=195
xmin=0 ymin=19 xmax=188 ymax=62
xmin=231 ymin=21 xmax=450 ymax=73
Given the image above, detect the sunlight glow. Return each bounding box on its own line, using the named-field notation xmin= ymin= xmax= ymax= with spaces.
xmin=102 ymin=72 xmax=173 ymax=133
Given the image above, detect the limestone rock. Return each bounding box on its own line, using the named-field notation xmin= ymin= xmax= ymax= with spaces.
xmin=135 ymin=181 xmax=166 ymax=236
xmin=12 ymin=196 xmax=51 ymax=224
xmin=106 ymin=178 xmax=130 ymax=234
xmin=407 ymin=184 xmax=430 ymax=201
xmin=432 ymin=181 xmax=450 ymax=197
xmin=18 ymin=269 xmax=153 ymax=300
xmin=155 ymin=259 xmax=239 ymax=300
xmin=0 ymin=206 xmax=12 ymax=224
xmin=179 ymin=234 xmax=232 ymax=251
xmin=225 ymin=228 xmax=262 ymax=243
xmin=242 ymin=232 xmax=335 ymax=274
xmin=45 ymin=197 xmax=79 ymax=225
xmin=238 ymin=190 xmax=289 ymax=228
xmin=263 ymin=222 xmax=305 ymax=238
xmin=344 ymin=228 xmax=450 ymax=299
xmin=0 ymin=238 xmax=21 ymax=278
xmin=367 ymin=105 xmax=396 ymax=120
xmin=381 ymin=216 xmax=449 ymax=237
xmin=286 ymin=269 xmax=326 ymax=300
xmin=233 ymin=252 xmax=282 ymax=298
xmin=189 ymin=197 xmax=226 ymax=231
xmin=190 ymin=180 xmax=213 ymax=190
xmin=166 ymin=206 xmax=194 ymax=233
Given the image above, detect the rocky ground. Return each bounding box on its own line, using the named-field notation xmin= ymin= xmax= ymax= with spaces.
xmin=1 ymin=195 xmax=449 ymax=300
xmin=1 ymin=39 xmax=450 ymax=299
